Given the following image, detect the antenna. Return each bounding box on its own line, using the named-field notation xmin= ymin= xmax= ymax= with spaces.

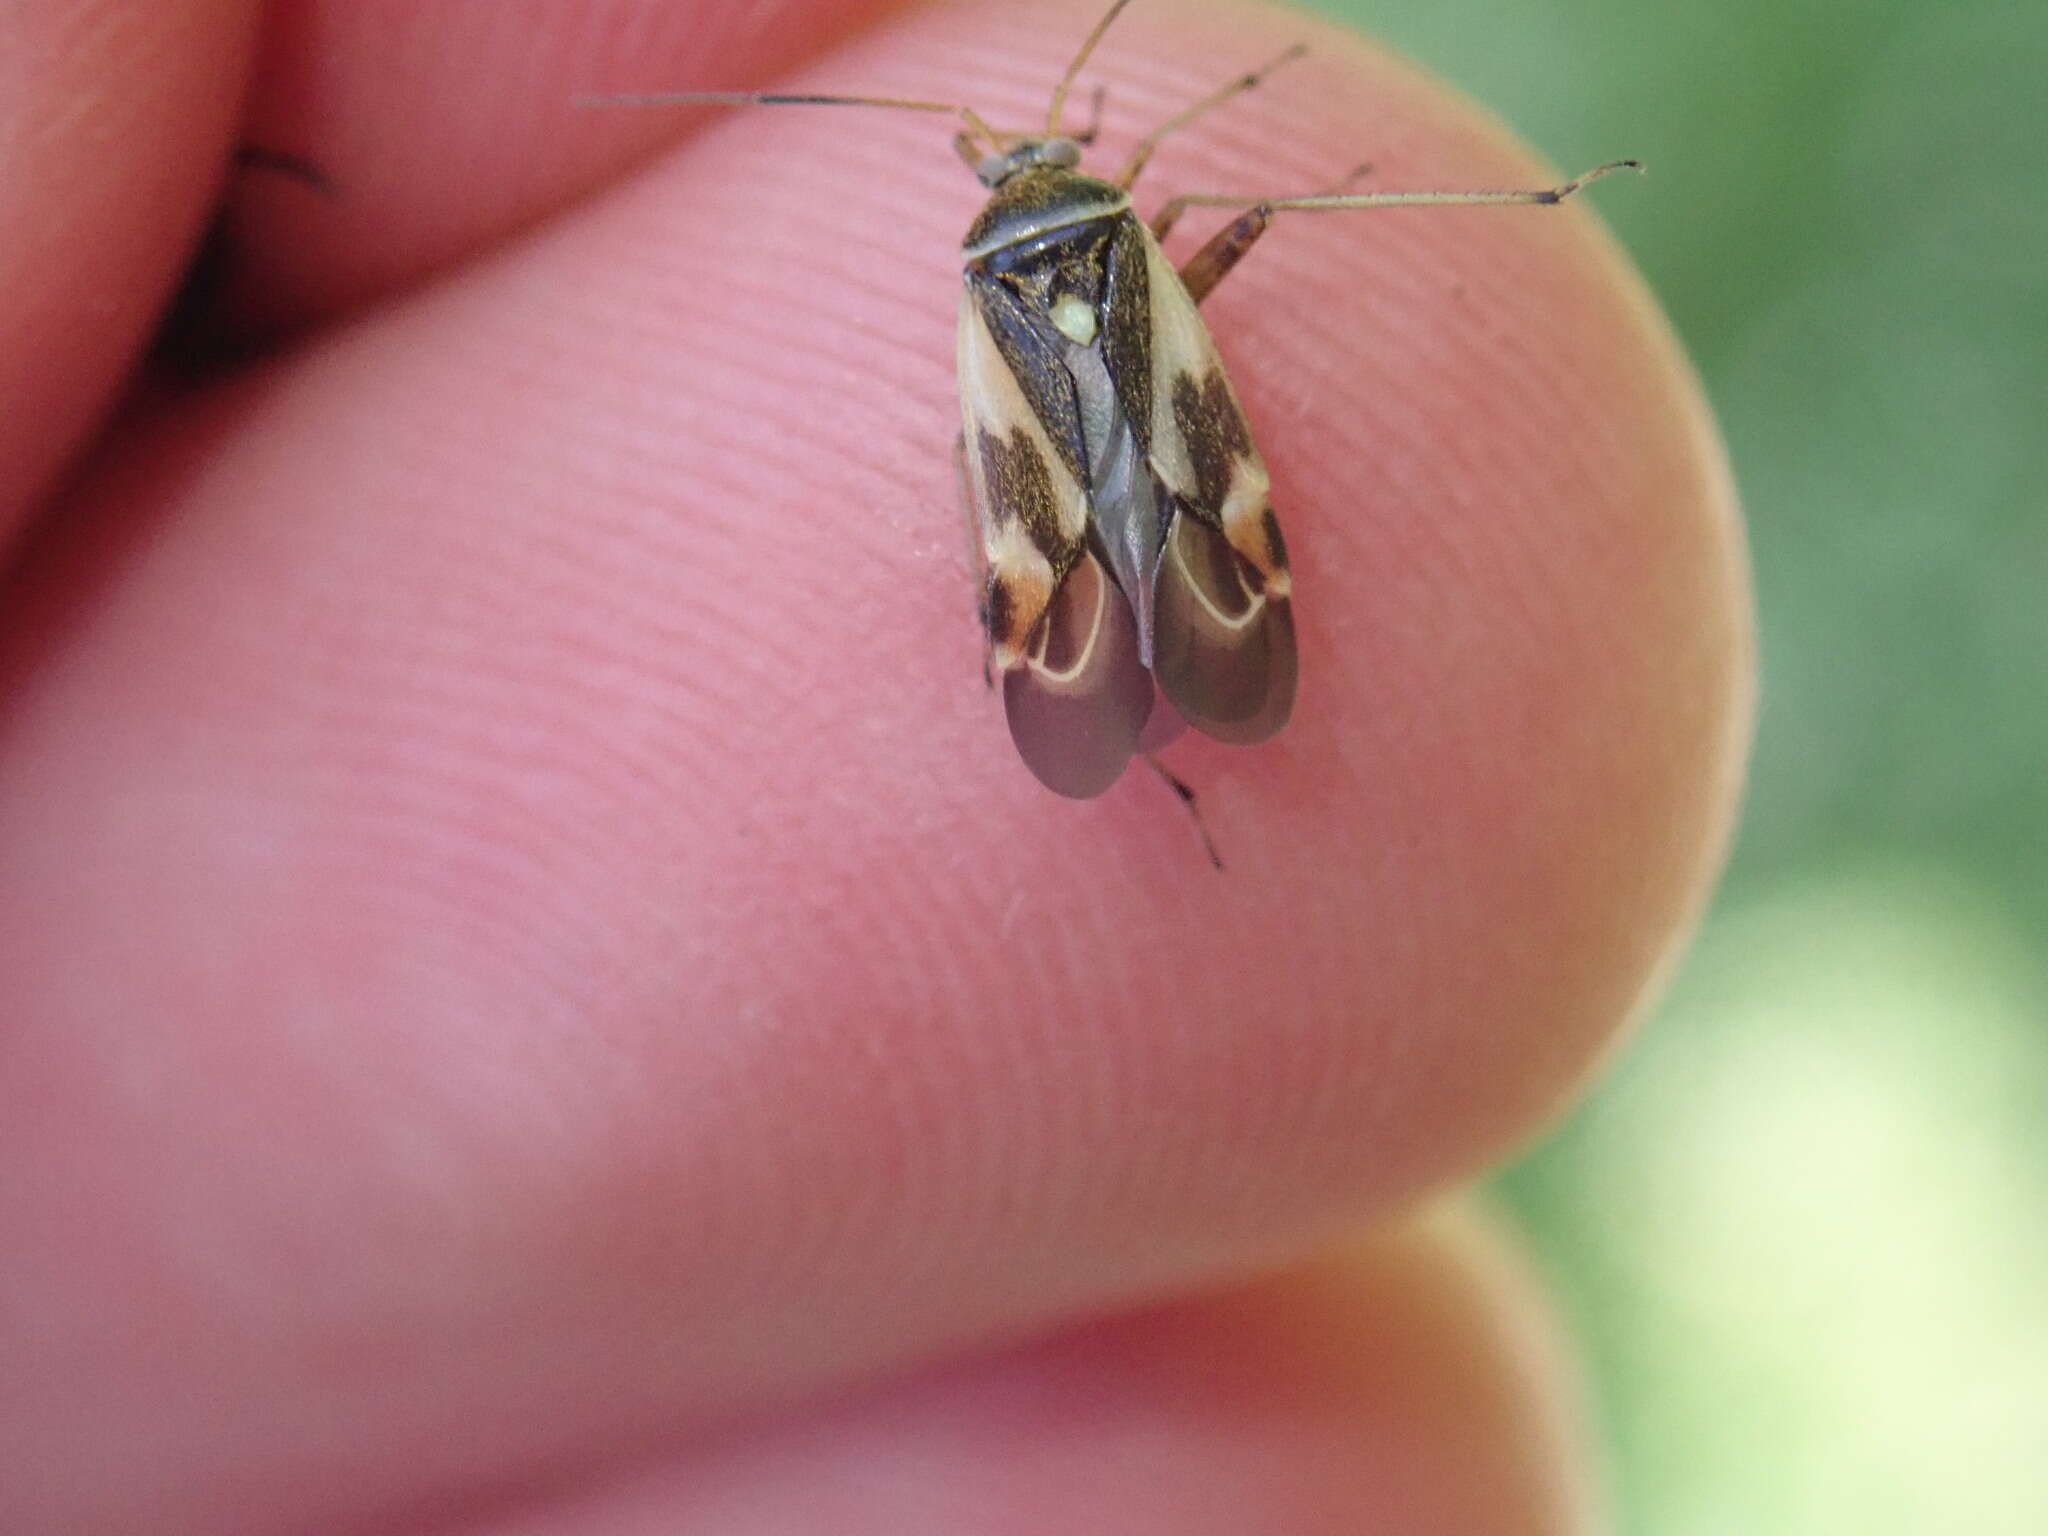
xmin=576 ymin=91 xmax=1006 ymax=159
xmin=1046 ymin=0 xmax=1137 ymax=137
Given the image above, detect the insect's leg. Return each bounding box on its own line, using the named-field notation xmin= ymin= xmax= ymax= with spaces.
xmin=1070 ymin=84 xmax=1108 ymax=146
xmin=1144 ymin=756 xmax=1224 ymax=871
xmin=1173 ymin=205 xmax=1270 ymax=307
xmin=954 ymin=432 xmax=995 ymax=689
xmin=1162 ymin=164 xmax=1374 ymax=305
xmin=961 ymin=87 xmax=1107 ymax=170
xmin=1047 ymin=0 xmax=1136 ymax=137
xmin=1162 ymin=162 xmax=1633 ymax=305
xmin=1152 ymin=159 xmax=1369 ymax=244
xmin=1164 ymin=159 xmax=1642 ymax=226
xmin=1113 ymin=44 xmax=1308 ymax=191
xmin=234 ymin=144 xmax=339 ymax=197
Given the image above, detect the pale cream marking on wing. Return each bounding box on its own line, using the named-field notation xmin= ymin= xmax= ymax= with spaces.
xmin=984 ymin=521 xmax=1055 ymax=671
xmin=1028 ymin=554 xmax=1112 ymax=684
xmin=1167 ymin=523 xmax=1268 ymax=632
xmin=1138 ymin=230 xmax=1208 ymax=499
xmin=1222 ymin=457 xmax=1287 ymax=593
xmin=957 ymin=288 xmax=1089 ymax=547
xmin=957 ymin=290 xmax=1073 ymax=669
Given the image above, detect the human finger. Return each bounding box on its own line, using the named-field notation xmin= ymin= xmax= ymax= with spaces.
xmin=0 ymin=1 xmax=1746 ymax=1529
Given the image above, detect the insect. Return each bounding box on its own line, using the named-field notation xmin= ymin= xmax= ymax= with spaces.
xmin=586 ymin=0 xmax=1636 ymax=802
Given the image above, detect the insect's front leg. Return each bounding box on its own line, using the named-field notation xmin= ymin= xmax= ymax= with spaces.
xmin=956 ymin=86 xmax=1108 ymax=173
xmin=1067 ymin=83 xmax=1108 ymax=146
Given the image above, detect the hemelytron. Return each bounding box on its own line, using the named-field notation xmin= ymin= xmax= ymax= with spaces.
xmin=586 ymin=0 xmax=1637 ymax=804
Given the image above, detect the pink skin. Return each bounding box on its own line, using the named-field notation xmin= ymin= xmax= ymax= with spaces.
xmin=0 ymin=1 xmax=1750 ymax=1531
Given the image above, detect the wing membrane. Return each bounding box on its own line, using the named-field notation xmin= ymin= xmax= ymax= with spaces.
xmin=1002 ymin=549 xmax=1153 ymax=797
xmin=1152 ymin=507 xmax=1296 ymax=743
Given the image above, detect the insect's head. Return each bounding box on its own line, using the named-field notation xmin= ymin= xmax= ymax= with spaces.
xmin=968 ymin=0 xmax=1135 ymax=184
xmin=972 ymin=136 xmax=1083 ymax=188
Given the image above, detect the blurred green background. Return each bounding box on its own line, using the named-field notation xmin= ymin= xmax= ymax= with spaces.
xmin=1300 ymin=0 xmax=2048 ymax=1529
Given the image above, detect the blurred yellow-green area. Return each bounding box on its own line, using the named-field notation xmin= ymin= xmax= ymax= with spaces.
xmin=1298 ymin=1 xmax=2048 ymax=1530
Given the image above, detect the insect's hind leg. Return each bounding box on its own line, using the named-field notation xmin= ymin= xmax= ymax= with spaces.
xmin=1144 ymin=756 xmax=1223 ymax=871
xmin=1173 ymin=205 xmax=1269 ymax=307
xmin=1159 ymin=158 xmax=1642 ymax=259
xmin=1163 ymin=163 xmax=1372 ymax=305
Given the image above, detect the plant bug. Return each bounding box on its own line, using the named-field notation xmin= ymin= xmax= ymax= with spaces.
xmin=584 ymin=0 xmax=1637 ymax=804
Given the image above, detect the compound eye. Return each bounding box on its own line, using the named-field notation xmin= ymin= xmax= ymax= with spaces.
xmin=1042 ymin=138 xmax=1081 ymax=168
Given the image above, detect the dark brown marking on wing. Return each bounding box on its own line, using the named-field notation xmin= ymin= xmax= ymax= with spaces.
xmin=976 ymin=426 xmax=1068 ymax=554
xmin=982 ymin=572 xmax=1014 ymax=648
xmin=1259 ymin=506 xmax=1289 ymax=575
xmin=1171 ymin=369 xmax=1255 ymax=519
xmin=971 ymin=276 xmax=1089 ymax=489
xmin=1101 ymin=216 xmax=1154 ymax=452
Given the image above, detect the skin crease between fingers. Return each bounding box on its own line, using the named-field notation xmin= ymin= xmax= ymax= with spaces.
xmin=0 ymin=0 xmax=263 ymax=542
xmin=0 ymin=0 xmax=1750 ymax=1530
xmin=217 ymin=0 xmax=918 ymax=337
xmin=420 ymin=1207 xmax=1603 ymax=1536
